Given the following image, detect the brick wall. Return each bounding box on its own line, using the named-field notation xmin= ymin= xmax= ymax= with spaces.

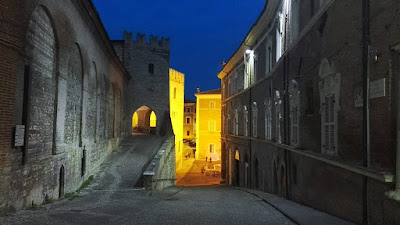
xmin=221 ymin=0 xmax=400 ymax=223
xmin=0 ymin=0 xmax=129 ymax=213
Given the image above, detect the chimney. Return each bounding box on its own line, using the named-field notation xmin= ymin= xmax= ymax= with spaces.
xmin=197 ymin=88 xmax=200 ymax=93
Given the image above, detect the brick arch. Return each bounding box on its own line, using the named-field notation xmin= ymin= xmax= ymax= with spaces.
xmin=63 ymin=43 xmax=84 ymax=146
xmin=24 ymin=5 xmax=57 ymax=160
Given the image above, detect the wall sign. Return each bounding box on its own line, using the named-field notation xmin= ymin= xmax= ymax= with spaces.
xmin=354 ymin=78 xmax=386 ymax=108
xmin=15 ymin=125 xmax=25 ymax=147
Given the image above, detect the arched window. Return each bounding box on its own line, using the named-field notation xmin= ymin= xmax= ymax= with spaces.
xmin=252 ymin=102 xmax=258 ymax=138
xmin=150 ymin=111 xmax=157 ymax=127
xmin=319 ymin=59 xmax=340 ymax=155
xmin=244 ymin=106 xmax=249 ymax=136
xmin=289 ymin=80 xmax=300 ymax=147
xmin=265 ymin=98 xmax=272 ymax=140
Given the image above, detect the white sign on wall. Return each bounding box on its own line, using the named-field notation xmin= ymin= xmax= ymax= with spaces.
xmin=15 ymin=125 xmax=25 ymax=147
xmin=354 ymin=78 xmax=386 ymax=108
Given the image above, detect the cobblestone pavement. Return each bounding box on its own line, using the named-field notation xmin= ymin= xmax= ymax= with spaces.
xmin=0 ymin=135 xmax=296 ymax=225
xmin=0 ymin=186 xmax=295 ymax=225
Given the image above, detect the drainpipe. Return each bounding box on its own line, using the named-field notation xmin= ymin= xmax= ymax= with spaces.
xmin=386 ymin=52 xmax=400 ymax=201
xmin=362 ymin=0 xmax=370 ymax=224
xmin=396 ymin=60 xmax=400 ymax=192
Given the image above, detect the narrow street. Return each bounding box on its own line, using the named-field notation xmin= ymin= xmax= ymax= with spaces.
xmin=0 ymin=136 xmax=352 ymax=225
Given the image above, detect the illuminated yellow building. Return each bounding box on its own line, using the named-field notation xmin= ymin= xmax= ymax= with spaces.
xmin=195 ymin=89 xmax=221 ymax=161
xmin=183 ymin=100 xmax=196 ymax=141
xmin=169 ymin=68 xmax=185 ymax=170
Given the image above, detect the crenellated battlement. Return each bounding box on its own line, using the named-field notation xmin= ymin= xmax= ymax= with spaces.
xmin=123 ymin=31 xmax=170 ymax=49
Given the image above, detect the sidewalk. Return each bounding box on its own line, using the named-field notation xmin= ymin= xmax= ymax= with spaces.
xmin=235 ymin=187 xmax=355 ymax=225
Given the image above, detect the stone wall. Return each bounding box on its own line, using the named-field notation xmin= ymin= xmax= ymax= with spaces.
xmin=0 ymin=0 xmax=130 ymax=213
xmin=143 ymin=136 xmax=176 ymax=192
xmin=112 ymin=32 xmax=170 ymax=136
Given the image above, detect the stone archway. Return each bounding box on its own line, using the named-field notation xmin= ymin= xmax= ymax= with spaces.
xmin=132 ymin=106 xmax=157 ymax=135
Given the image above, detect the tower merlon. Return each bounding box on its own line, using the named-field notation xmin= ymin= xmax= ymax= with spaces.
xmin=123 ymin=31 xmax=133 ymax=42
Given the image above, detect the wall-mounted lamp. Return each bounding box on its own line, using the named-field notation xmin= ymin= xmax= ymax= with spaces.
xmin=245 ymin=49 xmax=252 ymax=55
xmin=370 ymin=50 xmax=379 ymax=63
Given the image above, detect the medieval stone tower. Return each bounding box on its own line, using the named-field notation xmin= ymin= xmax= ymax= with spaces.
xmin=113 ymin=31 xmax=170 ymax=135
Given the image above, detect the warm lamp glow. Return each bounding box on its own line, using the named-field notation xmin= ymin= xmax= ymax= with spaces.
xmin=150 ymin=111 xmax=156 ymax=127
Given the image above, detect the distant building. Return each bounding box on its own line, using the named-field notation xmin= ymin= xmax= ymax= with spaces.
xmin=218 ymin=0 xmax=400 ymax=224
xmin=184 ymin=99 xmax=196 ymax=141
xmin=195 ymin=89 xmax=221 ymax=161
xmin=169 ymin=69 xmax=185 ymax=170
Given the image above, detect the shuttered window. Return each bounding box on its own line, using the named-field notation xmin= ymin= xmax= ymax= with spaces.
xmin=276 ymin=101 xmax=282 ymax=143
xmin=252 ymin=103 xmax=258 ymax=138
xmin=244 ymin=106 xmax=249 ymax=136
xmin=265 ymin=100 xmax=272 ymax=140
xmin=323 ymin=94 xmax=336 ymax=153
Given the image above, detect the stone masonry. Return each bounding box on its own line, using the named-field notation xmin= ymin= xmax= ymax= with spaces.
xmin=0 ymin=0 xmax=130 ymax=213
xmin=113 ymin=32 xmax=170 ymax=136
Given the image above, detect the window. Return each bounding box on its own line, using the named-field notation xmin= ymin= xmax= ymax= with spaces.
xmin=276 ymin=13 xmax=283 ymax=62
xmin=290 ymin=0 xmax=300 ymax=43
xmin=319 ymin=58 xmax=341 ymax=155
xmin=209 ymin=121 xmax=215 ymax=132
xmin=323 ymin=95 xmax=335 ymax=153
xmin=252 ymin=102 xmax=258 ymax=138
xmin=244 ymin=55 xmax=250 ymax=89
xmin=228 ymin=78 xmax=231 ymax=97
xmin=234 ymin=73 xmax=238 ymax=94
xmin=210 ymin=144 xmax=215 ymax=153
xmin=210 ymin=101 xmax=216 ymax=109
xmin=234 ymin=109 xmax=239 ymax=135
xmin=148 ymin=63 xmax=154 ymax=74
xmin=254 ymin=55 xmax=258 ymax=81
xmin=227 ymin=114 xmax=232 ymax=134
xmin=187 ymin=107 xmax=191 ymax=113
xmin=265 ymin=99 xmax=272 ymax=140
xmin=275 ymin=91 xmax=282 ymax=143
xmin=174 ymin=88 xmax=176 ymax=99
xmin=266 ymin=39 xmax=273 ymax=75
xmin=186 ymin=117 xmax=191 ymax=124
xmin=187 ymin=130 xmax=190 ymax=136
xmin=244 ymin=106 xmax=249 ymax=136
xmin=289 ymin=80 xmax=300 ymax=147
xmin=306 ymin=85 xmax=314 ymax=115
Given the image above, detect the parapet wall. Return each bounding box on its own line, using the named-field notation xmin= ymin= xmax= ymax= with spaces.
xmin=143 ymin=136 xmax=176 ymax=192
xmin=123 ymin=31 xmax=170 ymax=50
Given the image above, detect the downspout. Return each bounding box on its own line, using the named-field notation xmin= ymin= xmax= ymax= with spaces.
xmin=362 ymin=0 xmax=370 ymax=224
xmin=386 ymin=51 xmax=400 ymax=201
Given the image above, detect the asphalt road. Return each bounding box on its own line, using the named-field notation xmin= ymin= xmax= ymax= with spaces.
xmin=0 ymin=135 xmax=295 ymax=225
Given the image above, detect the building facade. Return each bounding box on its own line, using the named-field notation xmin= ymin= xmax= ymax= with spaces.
xmin=218 ymin=0 xmax=400 ymax=224
xmin=183 ymin=100 xmax=196 ymax=141
xmin=195 ymin=89 xmax=222 ymax=161
xmin=169 ymin=69 xmax=185 ymax=170
xmin=0 ymin=0 xmax=129 ymax=213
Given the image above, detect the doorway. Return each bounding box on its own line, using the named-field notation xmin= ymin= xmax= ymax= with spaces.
xmin=59 ymin=165 xmax=65 ymax=198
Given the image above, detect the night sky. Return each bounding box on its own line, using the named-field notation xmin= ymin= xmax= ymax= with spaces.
xmin=92 ymin=0 xmax=266 ymax=100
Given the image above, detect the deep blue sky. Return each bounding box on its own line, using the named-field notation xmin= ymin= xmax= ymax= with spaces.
xmin=92 ymin=0 xmax=266 ymax=100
